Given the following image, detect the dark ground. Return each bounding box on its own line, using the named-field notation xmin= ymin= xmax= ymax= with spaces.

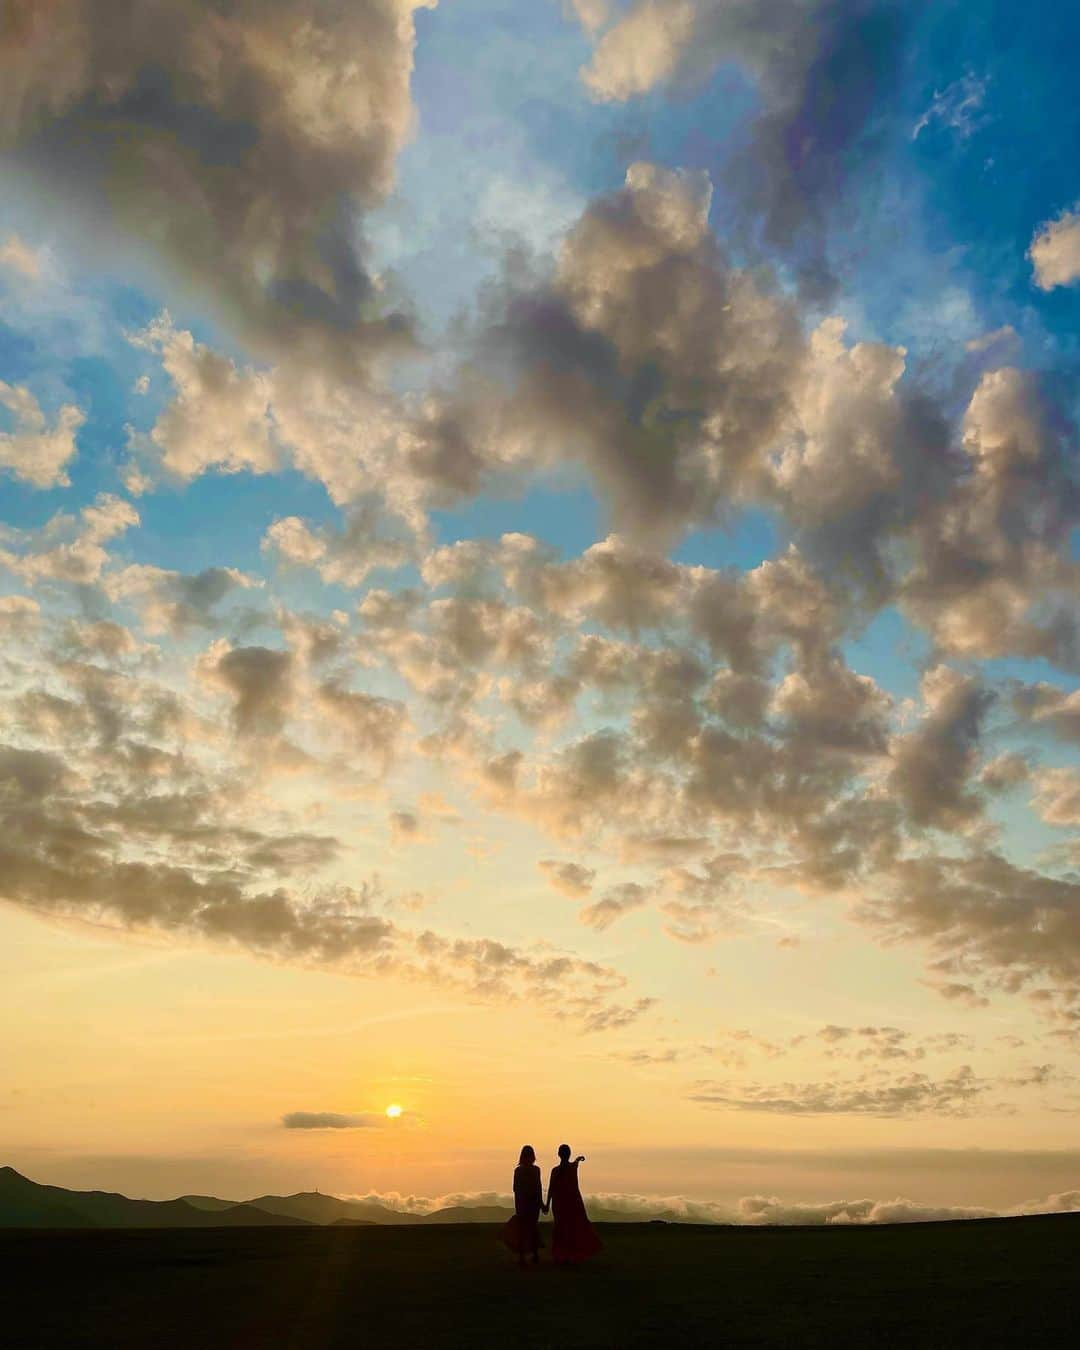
xmin=3 ymin=1214 xmax=1079 ymax=1349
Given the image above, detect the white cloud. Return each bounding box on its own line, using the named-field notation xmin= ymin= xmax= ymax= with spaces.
xmin=1030 ymin=204 xmax=1080 ymax=290
xmin=0 ymin=381 xmax=83 ymax=487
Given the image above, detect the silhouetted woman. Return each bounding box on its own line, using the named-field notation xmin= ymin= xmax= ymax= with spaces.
xmin=500 ymin=1145 xmax=544 ymax=1266
xmin=545 ymin=1144 xmax=602 ymax=1264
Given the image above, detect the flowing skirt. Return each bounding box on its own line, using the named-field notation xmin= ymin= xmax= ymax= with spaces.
xmin=500 ymin=1206 xmax=544 ymax=1255
xmin=551 ymin=1195 xmax=602 ymax=1264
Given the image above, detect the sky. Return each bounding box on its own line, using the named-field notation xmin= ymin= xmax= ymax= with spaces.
xmin=1 ymin=0 xmax=1079 ymax=1222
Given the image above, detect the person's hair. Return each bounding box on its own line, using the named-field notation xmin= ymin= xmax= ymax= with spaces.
xmin=557 ymin=1143 xmax=571 ymax=1162
xmin=519 ymin=1145 xmax=536 ymax=1166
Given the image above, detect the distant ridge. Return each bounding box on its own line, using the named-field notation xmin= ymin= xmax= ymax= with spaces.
xmin=0 ymin=1168 xmax=307 ymax=1230
xmin=1 ymin=1168 xmax=512 ymax=1229
xmin=2 ymin=1166 xmax=693 ymax=1230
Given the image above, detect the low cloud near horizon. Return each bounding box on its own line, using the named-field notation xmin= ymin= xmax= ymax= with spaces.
xmin=338 ymin=1186 xmax=1080 ymax=1228
xmin=281 ymin=1111 xmax=386 ymax=1131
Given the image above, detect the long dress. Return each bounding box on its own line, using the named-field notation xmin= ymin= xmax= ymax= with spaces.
xmin=500 ymin=1163 xmax=544 ymax=1255
xmin=549 ymin=1161 xmax=602 ymax=1264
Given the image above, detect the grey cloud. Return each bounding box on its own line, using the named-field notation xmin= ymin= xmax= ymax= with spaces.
xmin=900 ymin=369 xmax=1080 ymax=671
xmin=203 ymin=643 xmax=294 ymax=738
xmin=860 ymin=852 xmax=1080 ymax=1008
xmin=538 ymin=859 xmax=596 ymax=898
xmin=0 ymin=737 xmax=649 ymax=1032
xmin=282 ymin=1112 xmax=384 ymax=1130
xmin=1 ymin=1 xmax=431 ymax=371
xmin=886 ymin=667 xmax=993 ymax=830
xmin=1012 ymin=682 xmax=1080 ymax=746
xmin=106 ymin=564 xmax=261 ymax=637
xmin=314 ymin=681 xmax=408 ymax=768
xmin=690 ymin=1066 xmax=993 ymax=1117
xmin=580 ymin=881 xmax=647 ymax=931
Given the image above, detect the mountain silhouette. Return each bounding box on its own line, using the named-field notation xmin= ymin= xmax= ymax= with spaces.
xmin=0 ymin=1168 xmax=306 ymax=1229
xmin=244 ymin=1191 xmax=416 ymax=1226
xmin=1 ymin=1166 xmax=672 ymax=1230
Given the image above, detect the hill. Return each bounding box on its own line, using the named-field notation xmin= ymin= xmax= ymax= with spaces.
xmin=0 ymin=1168 xmax=308 ymax=1230
xmin=245 ymin=1191 xmax=415 ymax=1225
xmin=4 ymin=1213 xmax=1080 ymax=1347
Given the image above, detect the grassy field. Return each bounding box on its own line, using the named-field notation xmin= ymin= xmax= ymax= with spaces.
xmin=4 ymin=1214 xmax=1079 ymax=1348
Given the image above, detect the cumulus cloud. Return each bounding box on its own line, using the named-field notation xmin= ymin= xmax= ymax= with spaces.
xmin=106 ymin=564 xmax=261 ymax=637
xmin=900 ymin=368 xmax=1080 ymax=669
xmin=0 ymin=380 xmax=83 ymax=487
xmin=580 ymin=881 xmax=648 ymax=930
xmin=1012 ymin=683 xmax=1080 ymax=746
xmin=538 ymin=859 xmax=597 ymax=898
xmin=1029 ymin=204 xmax=1080 ymax=290
xmin=0 ymin=730 xmax=649 ymax=1031
xmin=475 ymin=162 xmax=801 ymax=541
xmin=1031 ymin=768 xmax=1080 ymax=827
xmin=576 ymin=1 xmax=912 ymax=293
xmin=263 ymin=507 xmax=414 ymax=588
xmin=200 ymin=641 xmax=295 ymax=739
xmin=0 ymin=0 xmax=433 ymax=369
xmin=0 ymin=593 xmax=40 ymax=639
xmin=886 ymin=667 xmax=993 ymax=831
xmin=127 ymin=314 xmax=278 ymax=483
xmin=859 ymin=852 xmax=1080 ymax=1009
xmin=0 ymin=494 xmax=139 ymax=585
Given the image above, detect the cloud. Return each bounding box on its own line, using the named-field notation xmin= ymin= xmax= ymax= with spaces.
xmin=281 ymin=1111 xmax=385 ymax=1130
xmin=580 ymin=881 xmax=648 ymax=931
xmin=200 ymin=642 xmax=295 ymax=739
xmin=0 ymin=232 xmax=43 ymax=279
xmin=859 ymin=852 xmax=1080 ymax=1009
xmin=900 ymin=369 xmax=1080 ymax=669
xmin=0 ymin=717 xmax=650 ymax=1032
xmin=106 ymin=564 xmax=262 ymax=637
xmin=473 ymin=162 xmax=802 ymax=542
xmin=0 ymin=380 xmax=83 ymax=487
xmin=1031 ymin=768 xmax=1080 ymax=827
xmin=0 ymin=0 xmax=434 ymax=369
xmin=538 ymin=859 xmax=596 ymax=898
xmin=1030 ymin=204 xmax=1080 ymax=290
xmin=886 ymin=667 xmax=993 ymax=831
xmin=1013 ymin=683 xmax=1080 ymax=746
xmin=0 ymin=593 xmax=40 ymax=639
xmin=333 ymin=1185 xmax=1080 ymax=1226
xmin=576 ymin=1 xmax=913 ymax=293
xmin=0 ymin=494 xmax=139 ymax=585
xmin=263 ymin=507 xmax=414 ymax=588
xmin=912 ymin=73 xmax=988 ymax=142
xmin=126 ymin=314 xmax=278 ymax=483
xmin=689 ymin=1066 xmax=994 ymax=1117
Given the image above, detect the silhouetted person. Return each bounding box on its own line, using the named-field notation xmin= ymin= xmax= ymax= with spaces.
xmin=500 ymin=1145 xmax=544 ymax=1267
xmin=545 ymin=1144 xmax=602 ymax=1264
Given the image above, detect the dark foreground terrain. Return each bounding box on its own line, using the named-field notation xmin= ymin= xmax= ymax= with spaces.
xmin=4 ymin=1214 xmax=1079 ymax=1349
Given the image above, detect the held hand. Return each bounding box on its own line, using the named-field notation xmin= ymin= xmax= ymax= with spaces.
xmin=575 ymin=1155 xmax=585 ymax=1164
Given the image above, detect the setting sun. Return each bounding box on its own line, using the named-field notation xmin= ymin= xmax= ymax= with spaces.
xmin=385 ymin=1104 xmax=403 ymax=1120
